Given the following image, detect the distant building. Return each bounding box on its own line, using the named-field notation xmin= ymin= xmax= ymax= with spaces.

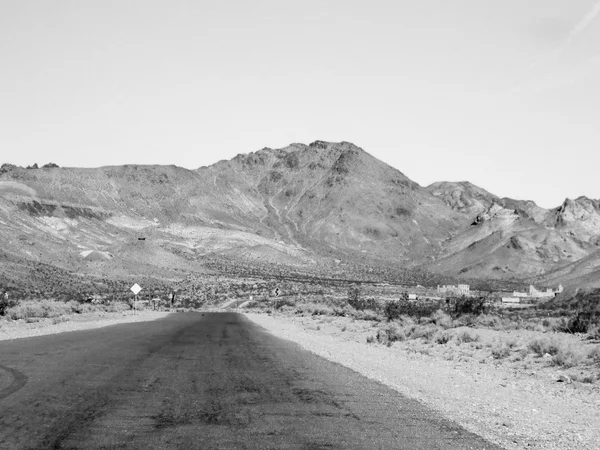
xmin=511 ymin=284 xmax=563 ymax=300
xmin=502 ymin=297 xmax=520 ymax=303
xmin=437 ymin=284 xmax=470 ymax=296
xmin=528 ymin=285 xmax=556 ymax=298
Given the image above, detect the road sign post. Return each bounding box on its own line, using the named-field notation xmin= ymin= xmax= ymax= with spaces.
xmin=130 ymin=283 xmax=142 ymax=314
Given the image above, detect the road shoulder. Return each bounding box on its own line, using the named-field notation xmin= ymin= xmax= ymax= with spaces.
xmin=245 ymin=312 xmax=600 ymax=450
xmin=0 ymin=311 xmax=171 ymax=342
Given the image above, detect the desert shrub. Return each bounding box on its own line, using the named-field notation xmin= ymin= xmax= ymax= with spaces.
xmin=347 ymin=287 xmax=379 ymax=312
xmin=429 ymin=310 xmax=454 ymax=329
xmin=366 ymin=335 xmax=375 ymax=344
xmin=0 ymin=293 xmax=19 ymax=316
xmin=452 ymin=296 xmax=488 ymax=317
xmin=587 ymin=324 xmax=600 ymax=340
xmin=68 ymin=301 xmax=97 ymax=314
xmin=562 ymin=310 xmax=600 ymax=335
xmin=353 ymin=309 xmax=382 ymax=321
xmin=456 ymin=330 xmax=480 ymax=344
xmin=384 ymin=300 xmax=441 ymax=321
xmin=103 ymin=302 xmax=131 ymax=313
xmin=527 ymin=337 xmax=560 ymax=356
xmin=408 ymin=324 xmax=439 ymax=341
xmin=52 ymin=316 xmax=69 ymax=324
xmin=273 ymin=298 xmax=297 ymax=310
xmin=376 ymin=322 xmax=406 ymax=345
xmin=551 ymin=346 xmax=587 ymax=368
xmin=491 ymin=343 xmax=511 ymax=359
xmin=434 ymin=330 xmax=453 ymax=344
xmin=472 ymin=314 xmax=504 ymax=329
xmin=301 ymin=303 xmax=334 ymax=316
xmin=6 ymin=300 xmax=73 ymax=320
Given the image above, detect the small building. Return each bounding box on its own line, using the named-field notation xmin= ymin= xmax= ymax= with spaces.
xmin=437 ymin=284 xmax=470 ymax=296
xmin=502 ymin=297 xmax=520 ymax=304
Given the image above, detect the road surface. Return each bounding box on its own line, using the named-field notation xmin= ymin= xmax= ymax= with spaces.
xmin=0 ymin=312 xmax=503 ymax=449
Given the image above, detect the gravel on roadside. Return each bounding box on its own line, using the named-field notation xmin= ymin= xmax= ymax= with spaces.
xmin=245 ymin=312 xmax=600 ymax=450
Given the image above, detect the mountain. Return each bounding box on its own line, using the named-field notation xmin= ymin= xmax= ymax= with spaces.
xmin=423 ymin=186 xmax=598 ymax=280
xmin=1 ymin=141 xmax=599 ymax=294
xmin=426 ymin=181 xmax=498 ymax=216
xmin=197 ymin=141 xmax=464 ymax=261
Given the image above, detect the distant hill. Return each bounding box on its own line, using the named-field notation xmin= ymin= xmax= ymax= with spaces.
xmin=1 ymin=141 xmax=599 ymax=292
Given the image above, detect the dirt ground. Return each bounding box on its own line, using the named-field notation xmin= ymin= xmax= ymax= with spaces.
xmin=245 ymin=311 xmax=600 ymax=450
xmin=0 ymin=310 xmax=171 ymax=342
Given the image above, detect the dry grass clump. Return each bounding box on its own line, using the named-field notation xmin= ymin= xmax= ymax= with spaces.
xmin=526 ymin=336 xmax=600 ymax=368
xmin=6 ymin=300 xmax=73 ymax=320
xmin=294 ymin=302 xmax=335 ymax=316
xmin=490 ymin=343 xmax=511 ymax=359
xmin=456 ymin=330 xmax=480 ymax=343
xmin=376 ymin=322 xmax=407 ymax=346
xmin=434 ymin=330 xmax=453 ymax=344
xmin=103 ymin=302 xmax=130 ymax=313
xmin=4 ymin=299 xmax=131 ymax=320
xmin=527 ymin=337 xmax=560 ymax=356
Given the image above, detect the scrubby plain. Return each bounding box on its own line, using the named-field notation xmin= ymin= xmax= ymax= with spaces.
xmin=246 ymin=287 xmax=600 ymax=385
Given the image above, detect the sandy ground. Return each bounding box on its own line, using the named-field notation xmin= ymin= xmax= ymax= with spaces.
xmin=0 ymin=310 xmax=171 ymax=342
xmin=245 ymin=312 xmax=600 ymax=450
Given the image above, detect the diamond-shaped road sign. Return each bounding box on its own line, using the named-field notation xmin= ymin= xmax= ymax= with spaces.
xmin=130 ymin=283 xmax=142 ymax=295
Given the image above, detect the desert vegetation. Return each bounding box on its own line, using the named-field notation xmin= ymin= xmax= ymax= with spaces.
xmin=247 ymin=286 xmax=600 ymax=384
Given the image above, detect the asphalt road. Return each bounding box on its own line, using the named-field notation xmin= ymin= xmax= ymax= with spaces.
xmin=0 ymin=312 xmax=503 ymax=449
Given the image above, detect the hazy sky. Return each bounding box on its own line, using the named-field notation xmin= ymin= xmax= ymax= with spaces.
xmin=1 ymin=1 xmax=599 ymax=208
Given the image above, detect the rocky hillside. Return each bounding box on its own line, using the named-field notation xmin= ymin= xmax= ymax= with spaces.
xmin=1 ymin=142 xmax=599 ymax=291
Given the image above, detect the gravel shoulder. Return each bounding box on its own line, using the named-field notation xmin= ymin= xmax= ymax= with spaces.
xmin=245 ymin=312 xmax=600 ymax=450
xmin=0 ymin=310 xmax=172 ymax=342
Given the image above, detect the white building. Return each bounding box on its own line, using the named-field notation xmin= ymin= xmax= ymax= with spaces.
xmin=437 ymin=284 xmax=470 ymax=296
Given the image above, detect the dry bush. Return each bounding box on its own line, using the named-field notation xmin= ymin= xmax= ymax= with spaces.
xmin=273 ymin=298 xmax=297 ymax=310
xmin=491 ymin=343 xmax=511 ymax=359
xmin=384 ymin=300 xmax=442 ymax=321
xmin=429 ymin=310 xmax=455 ymax=329
xmin=551 ymin=346 xmax=587 ymax=368
xmin=473 ymin=314 xmax=505 ymax=329
xmin=408 ymin=324 xmax=439 ymax=341
xmin=456 ymin=330 xmax=480 ymax=344
xmin=376 ymin=322 xmax=406 ymax=345
xmin=67 ymin=301 xmax=97 ymax=314
xmin=6 ymin=300 xmax=73 ymax=320
xmin=434 ymin=330 xmax=453 ymax=344
xmin=52 ymin=316 xmax=69 ymax=324
xmin=352 ymin=309 xmax=382 ymax=321
xmin=294 ymin=302 xmax=334 ymax=316
xmin=527 ymin=337 xmax=560 ymax=356
xmin=103 ymin=302 xmax=130 ymax=313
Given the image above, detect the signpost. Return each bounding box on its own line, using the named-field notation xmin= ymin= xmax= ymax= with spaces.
xmin=130 ymin=283 xmax=142 ymax=314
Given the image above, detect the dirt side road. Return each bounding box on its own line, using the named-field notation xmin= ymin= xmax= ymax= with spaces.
xmin=0 ymin=312 xmax=501 ymax=449
xmin=244 ymin=312 xmax=600 ymax=450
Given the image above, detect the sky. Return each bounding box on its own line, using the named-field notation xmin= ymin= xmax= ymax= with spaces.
xmin=1 ymin=0 xmax=599 ymax=208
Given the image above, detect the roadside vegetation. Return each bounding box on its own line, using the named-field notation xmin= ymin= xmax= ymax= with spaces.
xmin=248 ymin=287 xmax=600 ymax=384
xmin=0 ymin=298 xmax=140 ymax=323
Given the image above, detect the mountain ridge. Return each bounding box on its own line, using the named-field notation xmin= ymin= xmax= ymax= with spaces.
xmin=1 ymin=141 xmax=599 ymax=290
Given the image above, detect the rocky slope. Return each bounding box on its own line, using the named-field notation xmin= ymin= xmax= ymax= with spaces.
xmin=1 ymin=142 xmax=599 ymax=290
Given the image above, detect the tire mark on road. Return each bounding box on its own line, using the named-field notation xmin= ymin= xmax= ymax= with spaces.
xmin=0 ymin=364 xmax=28 ymax=400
